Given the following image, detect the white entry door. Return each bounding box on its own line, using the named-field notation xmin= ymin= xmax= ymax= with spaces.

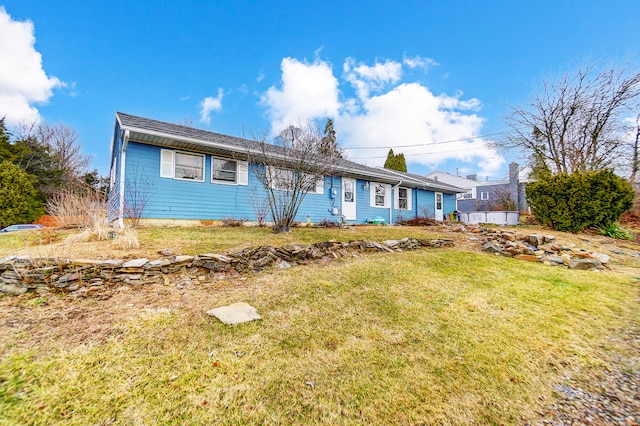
xmin=435 ymin=192 xmax=444 ymax=221
xmin=342 ymin=178 xmax=356 ymax=220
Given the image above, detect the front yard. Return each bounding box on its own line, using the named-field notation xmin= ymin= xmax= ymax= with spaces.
xmin=0 ymin=225 xmax=638 ymax=425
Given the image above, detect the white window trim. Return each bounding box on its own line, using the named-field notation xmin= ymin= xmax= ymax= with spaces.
xmin=211 ymin=156 xmax=238 ymax=185
xmin=161 ymin=149 xmax=205 ymax=182
xmin=480 ymin=191 xmax=489 ymax=200
xmin=174 ymin=151 xmax=205 ymax=182
xmin=301 ymin=173 xmax=325 ymax=194
xmin=370 ymin=182 xmax=391 ymax=208
xmin=267 ymin=166 xmax=295 ymax=191
xmin=394 ymin=186 xmax=412 ymax=210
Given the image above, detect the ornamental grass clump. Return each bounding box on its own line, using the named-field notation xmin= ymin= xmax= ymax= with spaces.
xmin=597 ymin=222 xmax=632 ymax=240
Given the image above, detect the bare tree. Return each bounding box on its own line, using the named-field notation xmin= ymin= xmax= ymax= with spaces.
xmin=18 ymin=122 xmax=90 ymax=186
xmin=501 ymin=66 xmax=640 ymax=175
xmin=630 ymin=114 xmax=640 ymax=185
xmin=245 ymin=123 xmax=339 ymax=233
xmin=488 ymin=186 xmax=518 ymax=211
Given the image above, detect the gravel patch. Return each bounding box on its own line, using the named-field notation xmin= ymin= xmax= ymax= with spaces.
xmin=536 ymin=327 xmax=640 ymax=425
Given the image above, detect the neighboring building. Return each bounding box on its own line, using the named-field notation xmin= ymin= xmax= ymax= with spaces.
xmin=108 ymin=112 xmax=464 ymax=227
xmin=426 ymin=162 xmax=529 ymax=213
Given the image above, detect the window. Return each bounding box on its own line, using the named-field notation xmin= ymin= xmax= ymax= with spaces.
xmin=174 ymin=151 xmax=204 ymax=181
xmin=480 ymin=191 xmax=489 ymax=200
xmin=301 ymin=173 xmax=316 ymax=192
xmin=370 ymin=182 xmax=390 ymax=208
xmin=160 ymin=149 xmax=249 ymax=184
xmin=343 ymin=180 xmax=354 ymax=202
xmin=212 ymin=158 xmax=237 ymax=183
xmin=398 ymin=188 xmax=408 ymax=209
xmin=436 ymin=193 xmax=443 ymax=210
xmin=268 ymin=167 xmax=294 ymax=191
xmin=374 ymin=183 xmax=386 ymax=207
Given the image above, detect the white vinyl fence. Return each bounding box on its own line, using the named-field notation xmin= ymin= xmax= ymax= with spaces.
xmin=458 ymin=211 xmax=520 ymax=226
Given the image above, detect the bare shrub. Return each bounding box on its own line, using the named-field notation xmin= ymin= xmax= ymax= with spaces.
xmin=420 ymin=206 xmax=433 ymax=218
xmin=396 ymin=216 xmax=437 ymax=226
xmin=47 ymin=183 xmax=106 ymax=228
xmin=123 ymin=163 xmax=151 ymax=228
xmin=64 ymin=210 xmax=110 ymax=244
xmin=489 ymin=187 xmax=518 ymax=211
xmin=246 ymin=122 xmax=338 ymax=233
xmin=110 ymin=228 xmax=140 ymax=250
xmin=248 ymin=188 xmax=269 ymax=227
xmin=222 ymin=217 xmax=247 ymax=227
xmin=317 ymin=218 xmax=338 ymax=228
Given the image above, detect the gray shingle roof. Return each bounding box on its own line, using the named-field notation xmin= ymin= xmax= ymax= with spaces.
xmin=115 ymin=112 xmax=464 ymax=193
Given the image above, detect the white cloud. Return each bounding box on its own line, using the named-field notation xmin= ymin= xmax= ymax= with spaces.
xmin=261 ymin=57 xmax=340 ymax=133
xmin=199 ymin=88 xmax=224 ymax=124
xmin=343 ymin=57 xmax=403 ymax=99
xmin=403 ymin=54 xmax=438 ymax=72
xmin=339 ymin=82 xmax=504 ymax=175
xmin=0 ymin=6 xmax=63 ymax=126
xmin=261 ymin=55 xmax=506 ymax=177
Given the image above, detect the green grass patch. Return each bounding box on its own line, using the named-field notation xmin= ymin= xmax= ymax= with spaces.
xmin=1 ymin=248 xmax=638 ymax=425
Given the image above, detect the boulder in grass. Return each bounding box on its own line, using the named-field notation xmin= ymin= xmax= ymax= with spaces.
xmin=206 ymin=302 xmax=262 ymax=325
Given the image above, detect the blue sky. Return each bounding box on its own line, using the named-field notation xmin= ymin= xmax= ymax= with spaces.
xmin=1 ymin=1 xmax=639 ymax=179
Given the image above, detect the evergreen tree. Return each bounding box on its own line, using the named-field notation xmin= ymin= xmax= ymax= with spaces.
xmin=0 ymin=118 xmax=16 ymax=163
xmin=384 ymin=149 xmax=407 ymax=172
xmin=0 ymin=161 xmax=42 ymax=227
xmin=11 ymin=135 xmax=64 ymax=201
xmin=320 ymin=118 xmax=342 ymax=158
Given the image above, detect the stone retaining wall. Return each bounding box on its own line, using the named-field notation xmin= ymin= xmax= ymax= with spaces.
xmin=0 ymin=238 xmax=454 ymax=296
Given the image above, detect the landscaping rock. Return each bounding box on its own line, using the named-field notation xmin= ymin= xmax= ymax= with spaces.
xmin=206 ymin=302 xmax=262 ymax=325
xmin=483 ymin=242 xmax=503 ymax=254
xmin=122 ymin=258 xmax=149 ymax=269
xmin=525 ymin=234 xmax=544 ymax=247
xmin=569 ymin=258 xmax=604 ymax=270
xmin=514 ymin=254 xmax=539 ymax=263
xmin=590 ymin=253 xmax=611 ymax=265
xmin=0 ymin=282 xmax=28 ymax=295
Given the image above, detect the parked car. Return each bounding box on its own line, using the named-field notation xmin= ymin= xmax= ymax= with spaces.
xmin=0 ymin=224 xmax=44 ymax=233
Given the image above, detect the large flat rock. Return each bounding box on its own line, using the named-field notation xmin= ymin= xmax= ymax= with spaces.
xmin=206 ymin=302 xmax=262 ymax=325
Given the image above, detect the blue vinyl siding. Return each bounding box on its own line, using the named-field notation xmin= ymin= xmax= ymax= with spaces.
xmin=354 ymin=179 xmax=387 ymax=224
xmin=124 ymin=142 xmax=334 ymax=222
xmin=416 ymin=189 xmax=436 ymax=218
xmin=443 ymin=193 xmax=456 ymax=216
xmin=295 ymin=175 xmax=336 ymax=223
xmin=391 ymin=187 xmax=418 ymax=224
xmin=116 ymin=141 xmax=462 ymax=224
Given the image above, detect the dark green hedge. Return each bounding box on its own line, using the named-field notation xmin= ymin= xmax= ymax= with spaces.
xmin=526 ymin=170 xmax=635 ymax=233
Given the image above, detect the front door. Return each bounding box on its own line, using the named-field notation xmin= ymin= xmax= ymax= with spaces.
xmin=435 ymin=192 xmax=443 ymax=221
xmin=342 ymin=178 xmax=356 ymax=220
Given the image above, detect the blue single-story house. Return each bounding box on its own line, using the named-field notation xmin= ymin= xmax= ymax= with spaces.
xmin=107 ymin=112 xmax=463 ymax=227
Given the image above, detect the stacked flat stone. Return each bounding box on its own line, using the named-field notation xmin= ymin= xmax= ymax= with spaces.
xmin=0 ymin=238 xmax=455 ymax=296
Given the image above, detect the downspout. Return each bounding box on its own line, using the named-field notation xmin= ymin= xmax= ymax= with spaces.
xmin=390 ymin=180 xmax=402 ymax=225
xmin=118 ymin=130 xmax=130 ymax=228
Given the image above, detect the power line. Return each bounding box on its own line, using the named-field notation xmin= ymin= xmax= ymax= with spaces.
xmin=348 ymin=145 xmax=503 ymax=160
xmin=342 ymin=129 xmax=514 ymax=150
